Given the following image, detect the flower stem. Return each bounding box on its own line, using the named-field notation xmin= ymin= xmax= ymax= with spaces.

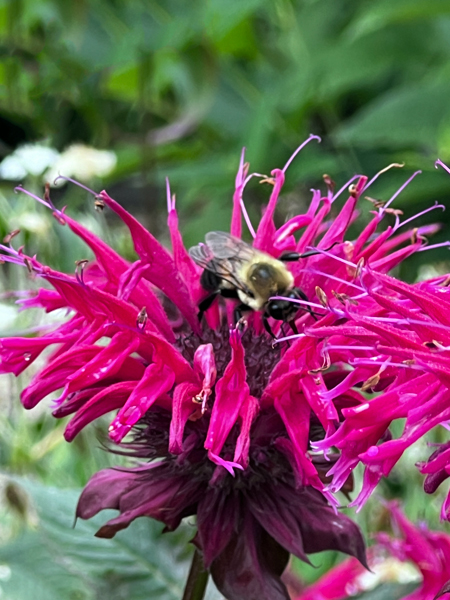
xmin=182 ymin=549 xmax=209 ymax=600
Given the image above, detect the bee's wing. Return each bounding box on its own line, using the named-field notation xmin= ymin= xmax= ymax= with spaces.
xmin=204 ymin=231 xmax=258 ymax=261
xmin=189 ymin=231 xmax=262 ymax=292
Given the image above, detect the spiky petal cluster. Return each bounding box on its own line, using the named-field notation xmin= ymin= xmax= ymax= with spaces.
xmin=2 ymin=138 xmax=450 ymax=598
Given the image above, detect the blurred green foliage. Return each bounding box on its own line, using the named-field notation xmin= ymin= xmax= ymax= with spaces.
xmin=1 ymin=0 xmax=450 ymax=597
xmin=2 ymin=0 xmax=450 ymax=251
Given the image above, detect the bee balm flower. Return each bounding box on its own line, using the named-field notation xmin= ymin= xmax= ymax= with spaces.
xmin=2 ymin=138 xmax=449 ymax=599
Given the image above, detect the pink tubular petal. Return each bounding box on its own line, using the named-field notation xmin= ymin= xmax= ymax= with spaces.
xmin=0 ymin=333 xmax=76 ymax=376
xmin=17 ymin=288 xmax=66 ymax=312
xmin=41 ymin=268 xmax=142 ymax=328
xmin=205 ymin=330 xmax=250 ymax=470
xmin=99 ymin=191 xmax=200 ymax=333
xmin=142 ymin=329 xmax=196 ymax=381
xmin=356 ymin=226 xmax=392 ymax=263
xmin=61 ymin=332 xmax=141 ymax=402
xmin=270 ymin=371 xmax=325 ymax=490
xmin=371 ymin=271 xmax=450 ymax=327
xmin=63 ymin=213 xmax=175 ymax=341
xmin=169 ymin=382 xmax=202 ymax=454
xmin=193 ymin=343 xmax=217 ymax=408
xmin=230 ymin=147 xmax=247 ymax=238
xmin=21 ymin=345 xmax=103 ymax=409
xmin=360 ymin=388 xmax=450 ymax=469
xmin=254 ymin=169 xmax=285 ymax=253
xmin=319 ymin=177 xmax=367 ymax=248
xmin=167 ymin=199 xmax=202 ymax=304
xmin=349 ymin=466 xmax=384 ymax=510
xmin=274 ymin=215 xmax=312 ymax=247
xmin=109 ymin=361 xmax=175 ymax=442
xmin=352 ymin=215 xmax=383 ymax=257
xmin=368 ymin=241 xmax=422 ymax=273
xmin=64 ymin=381 xmax=137 ymax=441
xmin=387 ymin=503 xmax=444 ymax=588
xmin=296 ymin=201 xmax=331 ymax=255
xmin=233 ymin=395 xmax=259 ymax=468
xmin=208 ymin=452 xmax=244 ymax=476
xmin=419 ymin=447 xmax=450 ymax=475
xmin=292 ymin=556 xmax=367 ymax=600
xmin=300 ymin=374 xmax=338 ymax=431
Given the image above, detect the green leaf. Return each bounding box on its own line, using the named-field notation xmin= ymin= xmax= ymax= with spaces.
xmin=347 ymin=0 xmax=450 ymax=40
xmin=0 ymin=477 xmax=192 ymax=600
xmin=333 ymin=80 xmax=450 ymax=149
xmin=354 ymin=582 xmax=418 ymax=600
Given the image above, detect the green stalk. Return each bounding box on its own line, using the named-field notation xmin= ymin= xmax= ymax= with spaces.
xmin=182 ymin=548 xmax=209 ymax=600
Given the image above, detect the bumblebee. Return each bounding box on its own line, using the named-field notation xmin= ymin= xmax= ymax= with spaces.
xmin=189 ymin=231 xmax=322 ymax=337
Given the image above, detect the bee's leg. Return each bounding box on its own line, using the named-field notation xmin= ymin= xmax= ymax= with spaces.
xmin=294 ymin=288 xmax=319 ymax=321
xmin=234 ymin=303 xmax=251 ymax=332
xmin=279 ymin=242 xmax=338 ymax=261
xmin=262 ymin=314 xmax=276 ymax=339
xmin=198 ymin=291 xmax=221 ymax=321
xmin=288 ymin=319 xmax=299 ymax=335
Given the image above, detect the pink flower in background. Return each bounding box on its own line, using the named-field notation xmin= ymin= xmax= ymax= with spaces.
xmin=2 ymin=138 xmax=450 ymax=598
xmin=294 ymin=503 xmax=450 ymax=600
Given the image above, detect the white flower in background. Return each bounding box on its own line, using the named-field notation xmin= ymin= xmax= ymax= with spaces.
xmin=0 ymin=142 xmax=116 ymax=184
xmin=0 ymin=144 xmax=60 ymax=180
xmin=45 ymin=144 xmax=117 ymax=186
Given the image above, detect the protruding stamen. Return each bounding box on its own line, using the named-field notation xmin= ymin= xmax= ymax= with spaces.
xmin=324 ymin=345 xmax=377 ymax=352
xmin=53 ymin=175 xmax=96 ymax=196
xmin=44 ymin=183 xmax=56 ymax=211
xmin=392 ymin=201 xmax=445 ymax=233
xmin=272 ymin=333 xmax=306 ymax=346
xmin=259 ymin=176 xmax=276 ymax=185
xmin=378 ymin=170 xmax=422 ymax=216
xmin=418 ymin=241 xmax=450 ymax=252
xmin=3 ymin=230 xmax=20 ymax=244
xmin=24 ymin=257 xmax=33 ymax=274
xmin=166 ymin=177 xmax=175 ymax=213
xmin=361 ymin=373 xmax=380 ymax=391
xmin=75 ymin=259 xmax=89 ymax=285
xmin=136 ymin=307 xmax=148 ymax=331
xmin=363 ymin=162 xmax=404 ymax=192
xmin=315 ymin=286 xmax=328 ymax=308
xmin=15 ymin=186 xmax=53 ymax=210
xmin=94 ymin=196 xmax=105 ymax=211
xmin=323 ymin=173 xmax=335 ymax=194
xmin=331 ymin=175 xmax=363 ymax=203
xmin=350 ymin=358 xmax=422 ymax=370
xmin=332 ymin=291 xmax=359 ymax=306
xmin=348 ymin=183 xmax=359 ymax=198
xmin=355 ymin=257 xmax=364 ymax=279
xmin=15 ymin=185 xmax=66 ymax=221
xmin=306 ymin=246 xmax=358 ymax=270
xmin=308 ymin=350 xmax=331 ymax=373
xmin=235 ymin=317 xmax=248 ymax=334
xmin=282 ymin=134 xmax=321 ymax=173
xmin=301 ymin=268 xmax=364 ymax=291
xmin=365 ymin=196 xmax=386 ymax=209
xmin=240 ymin=196 xmax=256 ymax=238
xmin=435 ymin=159 xmax=450 ymax=175
xmin=234 ymin=170 xmax=268 ymax=239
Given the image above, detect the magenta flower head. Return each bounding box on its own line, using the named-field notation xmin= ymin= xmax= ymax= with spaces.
xmin=2 ymin=137 xmax=450 ymax=598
